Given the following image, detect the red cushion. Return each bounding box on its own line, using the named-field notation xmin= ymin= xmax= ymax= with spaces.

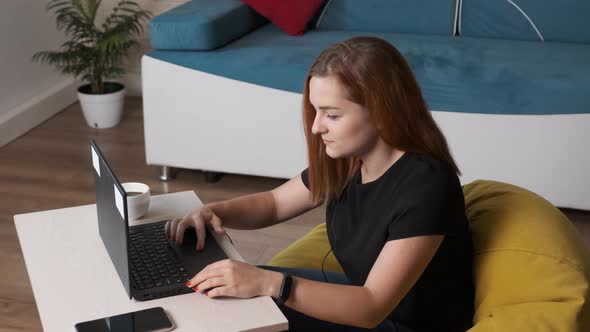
xmin=241 ymin=0 xmax=326 ymax=36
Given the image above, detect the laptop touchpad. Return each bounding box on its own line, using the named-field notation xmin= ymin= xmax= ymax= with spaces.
xmin=171 ymin=228 xmax=228 ymax=275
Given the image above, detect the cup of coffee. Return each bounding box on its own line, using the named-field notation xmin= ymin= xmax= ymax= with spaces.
xmin=121 ymin=182 xmax=150 ymax=219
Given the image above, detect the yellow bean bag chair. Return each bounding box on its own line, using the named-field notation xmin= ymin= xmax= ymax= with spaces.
xmin=267 ymin=180 xmax=590 ymax=331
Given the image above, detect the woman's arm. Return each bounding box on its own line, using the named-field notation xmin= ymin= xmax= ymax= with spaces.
xmin=168 ymin=173 xmax=320 ymax=248
xmin=187 ymin=231 xmax=443 ymax=328
xmin=278 ymin=235 xmax=444 ymax=328
xmin=207 ymin=173 xmax=320 ymax=230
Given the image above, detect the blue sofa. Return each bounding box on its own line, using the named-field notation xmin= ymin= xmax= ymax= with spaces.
xmin=141 ymin=0 xmax=590 ymax=210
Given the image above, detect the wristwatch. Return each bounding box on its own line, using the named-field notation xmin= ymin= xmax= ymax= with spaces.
xmin=275 ymin=273 xmax=293 ymax=307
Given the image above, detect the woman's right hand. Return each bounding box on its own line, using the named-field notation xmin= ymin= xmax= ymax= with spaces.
xmin=165 ymin=205 xmax=226 ymax=251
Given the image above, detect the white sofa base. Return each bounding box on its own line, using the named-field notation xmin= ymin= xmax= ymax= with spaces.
xmin=142 ymin=55 xmax=589 ymax=210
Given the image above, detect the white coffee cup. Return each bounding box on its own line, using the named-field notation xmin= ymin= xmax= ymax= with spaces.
xmin=121 ymin=182 xmax=150 ymax=219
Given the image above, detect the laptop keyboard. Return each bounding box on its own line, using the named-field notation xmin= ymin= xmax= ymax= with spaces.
xmin=129 ymin=221 xmax=190 ymax=290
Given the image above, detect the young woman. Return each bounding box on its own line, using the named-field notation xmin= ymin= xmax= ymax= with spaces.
xmin=165 ymin=37 xmax=474 ymax=332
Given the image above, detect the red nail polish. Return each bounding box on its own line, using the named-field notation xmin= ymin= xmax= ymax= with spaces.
xmin=192 ymin=286 xmax=198 ymax=292
xmin=185 ymin=281 xmax=191 ymax=287
xmin=205 ymin=292 xmax=209 ymax=297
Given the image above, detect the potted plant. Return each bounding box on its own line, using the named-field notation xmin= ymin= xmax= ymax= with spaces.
xmin=33 ymin=0 xmax=152 ymax=128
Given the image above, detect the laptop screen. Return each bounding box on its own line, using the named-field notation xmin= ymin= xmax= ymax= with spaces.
xmin=90 ymin=139 xmax=132 ymax=299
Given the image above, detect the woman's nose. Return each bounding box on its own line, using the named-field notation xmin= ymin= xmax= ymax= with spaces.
xmin=311 ymin=114 xmax=326 ymax=135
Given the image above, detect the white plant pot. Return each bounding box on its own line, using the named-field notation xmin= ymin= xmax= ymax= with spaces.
xmin=77 ymin=82 xmax=126 ymax=129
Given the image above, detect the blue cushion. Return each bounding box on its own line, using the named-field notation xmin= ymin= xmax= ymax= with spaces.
xmin=315 ymin=0 xmax=458 ymax=35
xmin=407 ymin=36 xmax=590 ymax=115
xmin=460 ymin=0 xmax=590 ymax=44
xmin=149 ymin=0 xmax=267 ymax=50
xmin=147 ymin=25 xmax=590 ymax=115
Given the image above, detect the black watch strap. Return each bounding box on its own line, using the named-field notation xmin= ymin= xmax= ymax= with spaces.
xmin=275 ymin=273 xmax=293 ymax=307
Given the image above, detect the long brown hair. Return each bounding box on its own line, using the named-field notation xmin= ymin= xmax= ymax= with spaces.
xmin=303 ymin=36 xmax=459 ymax=204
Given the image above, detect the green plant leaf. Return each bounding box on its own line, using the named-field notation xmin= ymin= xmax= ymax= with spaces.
xmin=35 ymin=0 xmax=152 ymax=92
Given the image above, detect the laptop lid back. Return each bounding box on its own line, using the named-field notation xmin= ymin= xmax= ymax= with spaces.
xmin=90 ymin=139 xmax=132 ymax=299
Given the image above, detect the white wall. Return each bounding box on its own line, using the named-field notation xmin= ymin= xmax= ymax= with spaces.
xmin=0 ymin=0 xmax=188 ymax=147
xmin=0 ymin=0 xmax=78 ymax=147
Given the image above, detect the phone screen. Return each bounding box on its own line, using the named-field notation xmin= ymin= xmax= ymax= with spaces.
xmin=75 ymin=307 xmax=174 ymax=332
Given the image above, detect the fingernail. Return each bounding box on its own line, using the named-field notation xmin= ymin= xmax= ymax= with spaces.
xmin=205 ymin=292 xmax=209 ymax=297
xmin=193 ymin=286 xmax=199 ymax=292
xmin=185 ymin=281 xmax=191 ymax=287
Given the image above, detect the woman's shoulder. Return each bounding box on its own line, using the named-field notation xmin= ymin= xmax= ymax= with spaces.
xmin=398 ymin=152 xmax=461 ymax=199
xmin=405 ymin=152 xmax=456 ymax=181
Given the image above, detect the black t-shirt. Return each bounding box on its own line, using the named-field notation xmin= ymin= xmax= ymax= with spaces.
xmin=301 ymin=152 xmax=474 ymax=332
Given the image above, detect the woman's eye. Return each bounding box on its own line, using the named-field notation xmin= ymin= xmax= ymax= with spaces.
xmin=327 ymin=114 xmax=339 ymax=120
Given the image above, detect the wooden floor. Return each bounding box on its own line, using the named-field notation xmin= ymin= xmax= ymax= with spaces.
xmin=1 ymin=97 xmax=589 ymax=331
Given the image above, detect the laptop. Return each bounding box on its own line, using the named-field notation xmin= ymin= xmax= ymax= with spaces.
xmin=90 ymin=139 xmax=228 ymax=301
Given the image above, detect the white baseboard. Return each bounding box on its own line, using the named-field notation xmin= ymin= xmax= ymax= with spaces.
xmin=0 ymin=73 xmax=143 ymax=148
xmin=0 ymin=78 xmax=78 ymax=148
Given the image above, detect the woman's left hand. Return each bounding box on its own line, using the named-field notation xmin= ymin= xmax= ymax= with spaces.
xmin=186 ymin=259 xmax=282 ymax=299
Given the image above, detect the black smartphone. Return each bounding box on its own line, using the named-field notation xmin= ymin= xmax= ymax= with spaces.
xmin=75 ymin=307 xmax=175 ymax=332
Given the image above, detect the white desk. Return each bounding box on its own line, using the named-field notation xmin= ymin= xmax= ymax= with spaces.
xmin=14 ymin=191 xmax=288 ymax=332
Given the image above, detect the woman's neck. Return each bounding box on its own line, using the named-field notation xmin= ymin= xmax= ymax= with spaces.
xmin=359 ymin=140 xmax=405 ymax=184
